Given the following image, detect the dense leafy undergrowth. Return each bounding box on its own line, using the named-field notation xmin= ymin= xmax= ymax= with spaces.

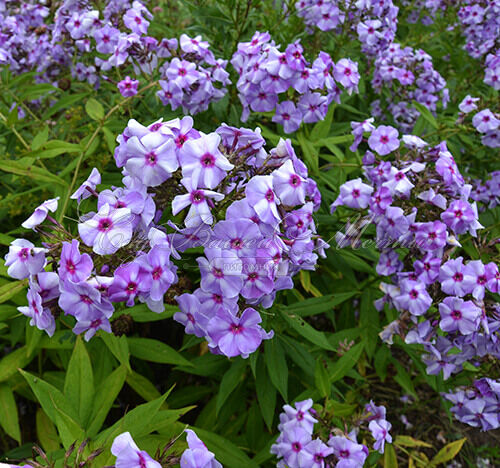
xmin=0 ymin=0 xmax=499 ymax=467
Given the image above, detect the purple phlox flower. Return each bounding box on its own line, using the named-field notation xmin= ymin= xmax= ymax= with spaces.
xmin=466 ymin=260 xmax=492 ymax=300
xmin=272 ymin=159 xmax=307 ymax=206
xmin=459 ymin=95 xmax=480 ymax=113
xmin=297 ymin=92 xmax=328 ymax=123
xmin=369 ymin=419 xmax=392 ymax=453
xmin=172 ymin=177 xmax=224 ymax=227
xmin=272 ymin=101 xmax=302 ymax=134
xmin=180 ymin=429 xmax=222 ymax=468
xmin=405 ymin=320 xmax=433 ymax=345
xmin=414 ymin=221 xmax=447 ymax=251
xmin=330 ymin=178 xmax=373 ymax=212
xmin=417 ymin=188 xmax=447 ymax=210
xmin=334 ymin=58 xmax=360 ymax=93
xmin=461 ymin=398 xmax=500 ymax=431
xmin=441 ymin=199 xmax=478 ymax=235
xmin=78 ymin=203 xmax=133 ymax=255
xmin=364 ymin=400 xmax=387 ymax=422
xmin=350 ymin=118 xmax=375 ymax=152
xmin=179 ymin=34 xmax=210 ymax=56
xmin=111 ymin=432 xmax=161 ymax=468
xmin=485 ymin=262 xmax=500 ymax=294
xmin=377 ymin=206 xmax=409 ymax=240
xmin=402 ymin=135 xmax=428 ymax=149
xmin=18 ymin=286 xmax=55 ymax=337
xmin=211 ymin=218 xmax=262 ymax=258
xmin=4 ymin=239 xmax=46 ymax=280
xmin=278 ymin=399 xmax=317 ymax=433
xmin=395 ymin=279 xmax=432 ymax=316
xmin=435 ymin=151 xmax=464 ymax=189
xmin=179 ymin=132 xmax=233 ymax=189
xmin=240 ymin=257 xmax=275 ymax=300
xmin=174 ymin=293 xmax=209 ymax=338
xmin=198 ymin=248 xmax=243 ymax=298
xmin=170 ymin=116 xmax=201 ymax=155
xmin=439 ymin=257 xmax=475 ymax=297
xmin=167 ymin=222 xmax=212 ymax=254
xmin=118 ymin=76 xmax=139 ymax=97
xmin=166 ymin=58 xmax=199 ymax=88
xmin=108 ymin=262 xmax=152 ymax=307
xmin=328 ymin=436 xmax=368 ymax=468
xmin=72 ymin=307 xmax=112 ymax=341
xmin=137 ymin=245 xmax=177 ymax=303
xmin=382 ymin=166 xmax=414 ymax=198
xmin=22 ymin=197 xmax=59 ymax=230
xmin=94 ymin=24 xmax=120 ymax=54
xmin=368 ymin=125 xmax=399 ymax=156
xmin=299 ymin=438 xmax=334 ymax=468
xmin=33 ymin=272 xmax=60 ymax=302
xmin=472 ymin=109 xmax=499 ymax=133
xmin=207 ymin=307 xmax=273 ymax=358
xmin=123 ymin=8 xmax=150 ymax=35
xmin=245 ymin=175 xmax=281 ymax=225
xmin=58 ymin=239 xmax=93 ymax=282
xmin=195 ymin=288 xmax=239 ymax=316
xmin=71 ymin=168 xmax=101 ymax=203
xmin=439 ymin=296 xmax=481 ymax=335
xmin=125 ymin=132 xmax=178 ymax=187
xmin=422 ymin=337 xmax=457 ymax=380
xmin=58 ymin=279 xmax=114 ymax=322
xmin=369 ymin=186 xmax=392 ymax=215
xmin=414 ymin=253 xmax=441 ymax=285
xmin=272 ymin=425 xmax=312 ymax=468
xmin=376 ymin=249 xmax=402 ymax=276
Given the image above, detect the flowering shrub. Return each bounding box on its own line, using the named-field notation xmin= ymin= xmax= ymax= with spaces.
xmin=0 ymin=1 xmax=498 ymax=468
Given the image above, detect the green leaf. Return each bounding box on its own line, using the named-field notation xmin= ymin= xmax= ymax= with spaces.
xmin=394 ymin=435 xmax=432 ymax=448
xmin=128 ymin=337 xmax=192 ymax=367
xmin=0 ymin=384 xmax=21 ymax=443
xmin=0 ymin=279 xmax=28 ymax=303
xmin=280 ymin=309 xmax=335 ymax=351
xmin=255 ymin=356 xmax=276 ymax=431
xmin=0 ymin=347 xmax=32 ymax=382
xmin=286 ymin=292 xmax=356 ymax=317
xmin=100 ymin=333 xmax=130 ymax=371
xmin=315 ymin=360 xmax=331 ymax=398
xmin=19 ymin=83 xmax=57 ymax=101
xmin=264 ymin=339 xmax=288 ymax=400
xmin=36 ymin=408 xmax=60 ymax=452
xmin=384 ymin=444 xmax=398 ymax=468
xmin=413 ymin=101 xmax=438 ymax=129
xmin=126 ymin=371 xmax=162 ymax=402
xmin=190 ymin=427 xmax=259 ymax=468
xmin=297 ymin=132 xmax=319 ymax=174
xmin=43 ymin=93 xmax=89 ymax=119
xmin=102 ymin=126 xmax=117 ymax=152
xmin=31 ymin=126 xmax=49 ymax=150
xmin=0 ymin=160 xmax=68 ymax=187
xmin=216 ymin=359 xmax=247 ymax=416
xmin=310 ymin=105 xmax=335 ymax=140
xmin=359 ymin=289 xmax=379 ymax=358
xmin=19 ymin=370 xmax=84 ymax=449
xmin=430 ymin=438 xmax=466 ymax=467
xmin=25 ymin=325 xmax=43 ymax=357
xmin=85 ymin=98 xmax=105 ymax=121
xmin=87 ymin=365 xmax=127 ymax=437
xmin=64 ymin=337 xmax=94 ymax=427
xmin=324 ymin=399 xmax=357 ymax=417
xmin=329 ymin=343 xmax=363 ymax=383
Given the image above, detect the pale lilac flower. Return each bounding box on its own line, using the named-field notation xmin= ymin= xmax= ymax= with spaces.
xmin=118 ymin=76 xmax=139 ymax=97
xmin=174 ymin=294 xmax=208 ymax=337
xmin=172 ymin=178 xmax=224 ymax=227
xmin=180 ymin=429 xmax=222 ymax=468
xmin=22 ymin=197 xmax=59 ymax=230
xmin=4 ymin=239 xmax=46 ymax=279
xmin=328 ymin=436 xmax=368 ymax=468
xmin=439 ymin=297 xmax=481 ymax=335
xmin=272 ymin=101 xmax=302 ymax=133
xmin=245 ymin=175 xmax=281 ymax=225
xmin=123 ymin=9 xmax=149 ymax=35
xmin=368 ymin=125 xmax=400 ymax=155
xmin=395 ymin=279 xmax=432 ymax=316
xmin=369 ymin=419 xmax=392 ymax=453
xmin=472 ymin=109 xmax=499 ymax=133
xmin=58 ymin=239 xmax=93 ymax=282
xmin=179 ymin=133 xmax=233 ymax=189
xmin=207 ymin=307 xmax=273 ymax=358
xmin=108 ymin=262 xmax=152 ymax=307
xmin=18 ymin=287 xmax=55 ymax=337
xmin=71 ymin=168 xmax=101 ymax=203
xmin=272 ymin=160 xmax=306 ymax=206
xmin=459 ymin=95 xmax=479 ymax=113
xmin=78 ymin=204 xmax=133 ymax=255
xmin=331 ymin=178 xmax=373 ymax=212
xmin=111 ymin=432 xmax=161 ymax=468
xmin=439 ymin=257 xmax=475 ymax=297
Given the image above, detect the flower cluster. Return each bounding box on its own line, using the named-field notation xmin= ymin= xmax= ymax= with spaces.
xmin=402 ymin=0 xmax=447 ymax=26
xmin=270 ymin=399 xmax=392 ymax=467
xmin=444 ymin=378 xmax=500 ymax=431
xmin=456 ymin=1 xmax=500 ymax=90
xmin=110 ymin=429 xmax=221 ymax=468
xmin=231 ymin=31 xmax=359 ymax=133
xmin=6 ymin=117 xmax=327 ymax=359
xmin=458 ymin=96 xmax=500 ymax=148
xmin=332 ymin=126 xmax=500 ymax=429
xmin=294 ymin=0 xmax=399 ymax=57
xmin=371 ymin=43 xmax=449 ymax=132
xmin=471 ymin=171 xmax=500 ymax=209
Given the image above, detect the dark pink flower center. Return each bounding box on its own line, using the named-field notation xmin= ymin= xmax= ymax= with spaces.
xmin=98 ymin=218 xmax=113 ymax=232
xmin=190 ymin=190 xmax=205 ymax=204
xmin=201 ymin=153 xmax=215 ymax=167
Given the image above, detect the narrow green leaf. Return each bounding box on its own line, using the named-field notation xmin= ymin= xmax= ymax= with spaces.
xmin=0 ymin=160 xmax=68 ymax=187
xmin=329 ymin=343 xmax=364 ymax=383
xmin=315 ymin=360 xmax=330 ymax=398
xmin=0 ymin=384 xmax=21 ymax=443
xmin=413 ymin=101 xmax=438 ymax=129
xmin=216 ymin=359 xmax=247 ymax=416
xmin=126 ymin=371 xmax=162 ymax=402
xmin=0 ymin=279 xmax=28 ymax=303
xmin=255 ymin=356 xmax=276 ymax=431
xmin=0 ymin=347 xmax=32 ymax=382
xmin=311 ymin=105 xmax=335 ymax=140
xmin=128 ymin=337 xmax=192 ymax=367
xmin=100 ymin=333 xmax=130 ymax=371
xmin=64 ymin=337 xmax=94 ymax=427
xmin=87 ymin=365 xmax=127 ymax=437
xmin=264 ymin=340 xmax=288 ymax=400
xmin=430 ymin=438 xmax=466 ymax=467
xmin=36 ymin=408 xmax=60 ymax=452
xmin=384 ymin=444 xmax=398 ymax=468
xmin=31 ymin=126 xmax=49 ymax=150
